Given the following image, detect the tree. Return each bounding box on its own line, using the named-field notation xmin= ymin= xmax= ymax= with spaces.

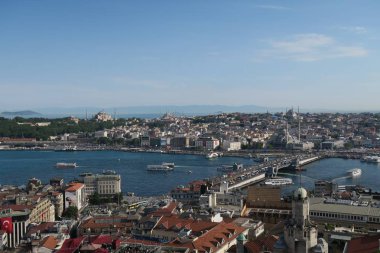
xmin=113 ymin=192 xmax=123 ymax=205
xmin=62 ymin=206 xmax=78 ymax=220
xmin=89 ymin=192 xmax=101 ymax=205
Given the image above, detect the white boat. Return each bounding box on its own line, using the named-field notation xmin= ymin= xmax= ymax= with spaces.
xmin=56 ymin=162 xmax=77 ymax=168
xmin=264 ymin=178 xmax=293 ymax=186
xmin=361 ymin=156 xmax=380 ymax=163
xmin=347 ymin=168 xmax=362 ymax=177
xmin=147 ymin=165 xmax=173 ymax=172
xmin=206 ymin=152 xmax=219 ymax=159
xmin=162 ymin=162 xmax=175 ymax=168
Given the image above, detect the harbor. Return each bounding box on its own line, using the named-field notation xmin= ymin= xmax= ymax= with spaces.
xmin=0 ymin=150 xmax=379 ymax=196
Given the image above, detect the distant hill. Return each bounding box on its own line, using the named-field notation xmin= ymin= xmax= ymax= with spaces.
xmin=35 ymin=104 xmax=283 ymax=116
xmin=1 ymin=110 xmax=42 ymax=117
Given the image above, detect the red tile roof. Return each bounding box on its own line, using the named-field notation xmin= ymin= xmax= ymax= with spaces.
xmin=66 ymin=183 xmax=84 ymax=192
xmin=167 ymin=221 xmax=247 ymax=252
xmin=154 ymin=215 xmax=217 ymax=235
xmin=80 ymin=217 xmax=132 ymax=230
xmin=0 ymin=204 xmax=33 ymax=212
xmin=93 ymin=249 xmax=109 ymax=253
xmin=244 ymin=235 xmax=279 ymax=253
xmin=27 ymin=222 xmax=56 ymax=237
xmin=56 ymin=237 xmax=84 ymax=253
xmin=151 ymin=202 xmax=177 ymax=217
xmin=39 ymin=236 xmax=58 ymax=250
xmin=346 ymin=234 xmax=380 ymax=253
xmin=90 ymin=235 xmax=113 ymax=245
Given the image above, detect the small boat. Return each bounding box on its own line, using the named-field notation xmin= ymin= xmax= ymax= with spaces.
xmin=206 ymin=152 xmax=222 ymax=159
xmin=162 ymin=162 xmax=175 ymax=168
xmin=56 ymin=162 xmax=77 ymax=168
xmin=347 ymin=168 xmax=362 ymax=177
xmin=187 ymin=170 xmax=192 ymax=174
xmin=147 ymin=165 xmax=173 ymax=172
xmin=264 ymin=178 xmax=293 ymax=186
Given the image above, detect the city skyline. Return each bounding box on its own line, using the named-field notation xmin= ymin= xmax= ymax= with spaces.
xmin=1 ymin=1 xmax=380 ymax=111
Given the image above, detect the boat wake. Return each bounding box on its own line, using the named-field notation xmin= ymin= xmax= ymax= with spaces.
xmin=332 ymin=176 xmax=351 ymax=182
xmin=277 ymin=173 xmax=316 ymax=181
xmin=175 ymin=165 xmax=214 ymax=169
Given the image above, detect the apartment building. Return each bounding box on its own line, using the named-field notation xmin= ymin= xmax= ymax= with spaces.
xmin=79 ymin=171 xmax=121 ymax=196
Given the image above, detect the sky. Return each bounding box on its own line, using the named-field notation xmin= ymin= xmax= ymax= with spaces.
xmin=1 ymin=1 xmax=380 ymax=111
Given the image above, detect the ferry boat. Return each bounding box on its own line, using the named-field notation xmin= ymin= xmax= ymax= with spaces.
xmin=55 ymin=162 xmax=77 ymax=168
xmin=147 ymin=165 xmax=174 ymax=172
xmin=264 ymin=178 xmax=293 ymax=186
xmin=206 ymin=152 xmax=222 ymax=159
xmin=347 ymin=168 xmax=362 ymax=177
xmin=361 ymin=156 xmax=380 ymax=163
xmin=162 ymin=162 xmax=175 ymax=168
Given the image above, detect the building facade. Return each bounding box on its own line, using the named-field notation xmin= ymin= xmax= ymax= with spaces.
xmin=79 ymin=171 xmax=121 ymax=196
xmin=64 ymin=183 xmax=86 ymax=210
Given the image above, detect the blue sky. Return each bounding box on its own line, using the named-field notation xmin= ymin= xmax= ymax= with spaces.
xmin=1 ymin=1 xmax=379 ymax=111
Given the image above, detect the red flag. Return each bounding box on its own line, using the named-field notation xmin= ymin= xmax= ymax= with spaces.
xmin=0 ymin=217 xmax=13 ymax=233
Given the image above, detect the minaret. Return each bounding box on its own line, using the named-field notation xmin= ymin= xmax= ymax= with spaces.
xmin=286 ymin=121 xmax=289 ymax=145
xmin=298 ymin=106 xmax=301 ymax=142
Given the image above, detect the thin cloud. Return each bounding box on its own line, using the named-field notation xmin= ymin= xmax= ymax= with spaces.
xmin=255 ymin=5 xmax=291 ymax=11
xmin=337 ymin=26 xmax=368 ymax=34
xmin=261 ymin=33 xmax=368 ymax=62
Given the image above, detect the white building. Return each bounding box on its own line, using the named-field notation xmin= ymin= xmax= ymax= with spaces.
xmin=94 ymin=130 xmax=108 ymax=138
xmin=222 ymin=141 xmax=241 ymax=151
xmin=79 ymin=171 xmax=121 ymax=196
xmin=64 ymin=183 xmax=86 ymax=211
xmin=195 ymin=137 xmax=220 ymax=150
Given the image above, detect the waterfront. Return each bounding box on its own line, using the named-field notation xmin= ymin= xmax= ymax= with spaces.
xmin=2 ymin=151 xmax=380 ymax=196
xmin=0 ymin=151 xmax=253 ymax=196
xmin=280 ymin=157 xmax=380 ymax=194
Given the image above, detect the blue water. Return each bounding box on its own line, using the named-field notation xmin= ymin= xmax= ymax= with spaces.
xmin=279 ymin=157 xmax=380 ymax=194
xmin=1 ymin=151 xmax=380 ymax=196
xmin=0 ymin=151 xmax=254 ymax=196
